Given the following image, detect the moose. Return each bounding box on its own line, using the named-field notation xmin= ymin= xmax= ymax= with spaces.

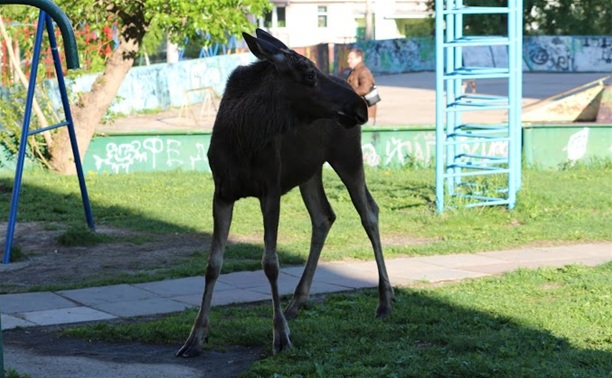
xmin=177 ymin=29 xmax=394 ymax=357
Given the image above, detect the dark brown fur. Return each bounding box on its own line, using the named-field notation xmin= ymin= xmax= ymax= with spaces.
xmin=177 ymin=29 xmax=393 ymax=357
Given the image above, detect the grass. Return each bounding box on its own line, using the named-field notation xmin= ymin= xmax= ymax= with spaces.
xmin=0 ymin=164 xmax=610 ymax=283
xmin=56 ymin=224 xmax=114 ymax=246
xmin=4 ymin=370 xmax=31 ymax=378
xmin=65 ymin=262 xmax=612 ymax=377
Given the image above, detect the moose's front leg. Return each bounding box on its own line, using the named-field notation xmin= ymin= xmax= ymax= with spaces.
xmin=177 ymin=195 xmax=234 ymax=358
xmin=260 ymin=192 xmax=293 ymax=354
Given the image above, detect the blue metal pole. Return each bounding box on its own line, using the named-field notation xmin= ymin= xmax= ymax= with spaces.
xmin=44 ymin=14 xmax=95 ymax=230
xmin=508 ymin=0 xmax=517 ymax=209
xmin=514 ymin=0 xmax=524 ymax=192
xmin=434 ymin=0 xmax=446 ymax=213
xmin=0 ymin=306 xmax=3 ymax=377
xmin=3 ymin=12 xmax=47 ymax=265
xmin=0 ymin=312 xmax=3 ymax=377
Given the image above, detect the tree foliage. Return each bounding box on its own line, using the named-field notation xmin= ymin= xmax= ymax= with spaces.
xmin=426 ymin=0 xmax=612 ymax=35
xmin=0 ymin=0 xmax=270 ymax=173
xmin=526 ymin=0 xmax=612 ymax=35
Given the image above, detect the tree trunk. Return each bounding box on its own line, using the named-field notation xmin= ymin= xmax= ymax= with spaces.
xmin=48 ymin=36 xmax=139 ymax=174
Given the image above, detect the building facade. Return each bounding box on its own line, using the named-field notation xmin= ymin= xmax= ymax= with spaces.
xmin=259 ymin=0 xmax=430 ymax=47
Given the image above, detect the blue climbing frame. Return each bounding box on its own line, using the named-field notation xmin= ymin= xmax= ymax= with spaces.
xmin=435 ymin=0 xmax=523 ymax=213
xmin=2 ymin=1 xmax=95 ymax=265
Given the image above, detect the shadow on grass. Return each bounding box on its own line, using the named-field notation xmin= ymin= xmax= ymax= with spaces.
xmin=245 ymin=288 xmax=612 ymax=376
xmin=44 ymin=282 xmax=612 ymax=377
xmin=0 ymin=176 xmax=307 ymax=290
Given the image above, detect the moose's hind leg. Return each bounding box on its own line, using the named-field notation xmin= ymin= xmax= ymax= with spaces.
xmin=177 ymin=196 xmax=234 ymax=358
xmin=285 ymin=171 xmax=336 ymax=319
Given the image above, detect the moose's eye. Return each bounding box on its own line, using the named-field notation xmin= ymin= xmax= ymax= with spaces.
xmin=304 ymin=71 xmax=317 ymax=86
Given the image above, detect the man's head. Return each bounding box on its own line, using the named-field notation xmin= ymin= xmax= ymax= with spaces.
xmin=347 ymin=48 xmax=364 ymax=69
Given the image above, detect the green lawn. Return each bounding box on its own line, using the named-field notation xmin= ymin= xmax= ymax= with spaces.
xmin=4 ymin=164 xmax=610 ymax=376
xmin=0 ymin=164 xmax=610 ymax=281
xmin=66 ymin=262 xmax=612 ymax=377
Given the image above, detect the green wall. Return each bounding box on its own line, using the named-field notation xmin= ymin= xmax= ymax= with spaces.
xmin=81 ymin=125 xmax=612 ymax=174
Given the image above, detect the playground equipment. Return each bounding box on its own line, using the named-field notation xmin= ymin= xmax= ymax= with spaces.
xmin=435 ymin=0 xmax=523 ymax=212
xmin=522 ymin=75 xmax=611 ymax=123
xmin=2 ymin=0 xmax=95 ymax=266
xmin=0 ymin=2 xmax=92 ymax=371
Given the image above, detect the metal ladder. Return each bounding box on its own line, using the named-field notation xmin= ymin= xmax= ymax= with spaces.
xmin=435 ymin=0 xmax=523 ymax=213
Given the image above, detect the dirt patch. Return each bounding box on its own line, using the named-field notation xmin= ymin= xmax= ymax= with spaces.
xmin=0 ymin=222 xmax=212 ymax=292
xmin=0 ymin=222 xmax=266 ymax=377
xmin=3 ymin=324 xmax=264 ymax=378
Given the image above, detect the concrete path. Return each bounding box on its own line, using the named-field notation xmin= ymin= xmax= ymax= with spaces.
xmin=2 ymin=242 xmax=610 ymax=331
xmin=99 ymin=72 xmax=611 ymax=133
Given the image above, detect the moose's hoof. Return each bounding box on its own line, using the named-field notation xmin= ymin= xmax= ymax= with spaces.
xmin=273 ymin=316 xmax=293 ymax=355
xmin=273 ymin=333 xmax=293 ymax=355
xmin=376 ymin=303 xmax=392 ymax=318
xmin=176 ymin=336 xmax=206 ymax=358
xmin=284 ymin=302 xmax=300 ymax=320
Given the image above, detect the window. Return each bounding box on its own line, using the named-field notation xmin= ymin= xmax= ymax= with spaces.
xmin=264 ymin=6 xmax=286 ymax=28
xmin=317 ymin=6 xmax=327 ymax=28
xmin=277 ymin=7 xmax=286 ymax=28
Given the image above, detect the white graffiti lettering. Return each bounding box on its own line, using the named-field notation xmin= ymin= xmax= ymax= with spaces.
xmin=190 ymin=143 xmax=209 ymax=169
xmin=361 ymin=143 xmax=381 ymax=167
xmin=564 ymin=128 xmax=589 ymax=161
xmin=92 ymin=138 xmax=185 ymax=173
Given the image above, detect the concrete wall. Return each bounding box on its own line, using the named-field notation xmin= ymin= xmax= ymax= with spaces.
xmin=49 ymin=35 xmax=610 ymax=116
xmin=82 ymin=125 xmax=612 ymax=174
xmin=50 ymin=53 xmax=256 ymax=115
xmin=338 ymin=35 xmax=612 ymax=76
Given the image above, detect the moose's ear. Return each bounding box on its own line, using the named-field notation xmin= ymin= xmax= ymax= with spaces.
xmin=255 ymin=28 xmax=289 ymax=50
xmin=243 ymin=32 xmax=285 ymax=64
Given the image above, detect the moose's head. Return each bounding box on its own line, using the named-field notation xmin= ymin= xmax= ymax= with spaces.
xmin=243 ymin=29 xmax=368 ymax=128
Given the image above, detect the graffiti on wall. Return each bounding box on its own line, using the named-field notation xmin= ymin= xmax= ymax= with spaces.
xmin=334 ymin=37 xmax=436 ymax=76
xmin=524 ymin=36 xmax=574 ymax=72
xmin=360 ymin=131 xmax=508 ymax=169
xmin=564 ymin=128 xmax=590 ymax=162
xmin=89 ymin=137 xmax=211 ymax=174
xmin=574 ymin=37 xmax=612 ymax=71
xmin=49 ymin=35 xmax=610 ymax=117
xmin=83 ymin=126 xmax=611 ymax=174
xmin=337 ymin=35 xmax=611 ymax=76
xmin=522 ymin=36 xmax=612 ymax=72
xmin=47 ymin=53 xmax=256 ymax=115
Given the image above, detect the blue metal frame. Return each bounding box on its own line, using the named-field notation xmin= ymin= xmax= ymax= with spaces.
xmin=3 ymin=11 xmax=95 ymax=264
xmin=435 ymin=0 xmax=523 ymax=213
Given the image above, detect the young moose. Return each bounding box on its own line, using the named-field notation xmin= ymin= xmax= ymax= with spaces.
xmin=177 ymin=29 xmax=393 ymax=357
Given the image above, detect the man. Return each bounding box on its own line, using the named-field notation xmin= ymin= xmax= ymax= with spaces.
xmin=346 ymin=48 xmax=377 ymax=125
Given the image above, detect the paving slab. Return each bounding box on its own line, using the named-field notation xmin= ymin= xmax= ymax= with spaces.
xmin=134 ymin=276 xmax=209 ymax=297
xmin=459 ymin=262 xmax=522 ymax=275
xmin=538 ymin=243 xmax=612 ymax=257
xmin=210 ymin=289 xmax=270 ymax=306
xmin=385 ymin=259 xmax=462 ymax=277
xmin=0 ymin=292 xmax=78 ymax=314
xmin=1 ymin=243 xmax=609 ymax=331
xmin=482 ymin=248 xmax=596 ymax=263
xmin=217 ymin=270 xmax=272 ymax=289
xmin=579 ymin=256 xmax=612 ymax=266
xmin=413 ymin=254 xmax=508 ymax=269
xmin=308 ymin=265 xmax=379 ymax=289
xmin=57 ymin=284 xmax=158 ymax=306
xmin=171 ymin=294 xmax=203 ymax=307
xmin=21 ymin=306 xmax=116 ymax=326
xmin=89 ymin=297 xmax=192 ymax=318
xmin=1 ymin=313 xmax=35 ymax=330
xmin=251 ymin=267 xmax=350 ymax=295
